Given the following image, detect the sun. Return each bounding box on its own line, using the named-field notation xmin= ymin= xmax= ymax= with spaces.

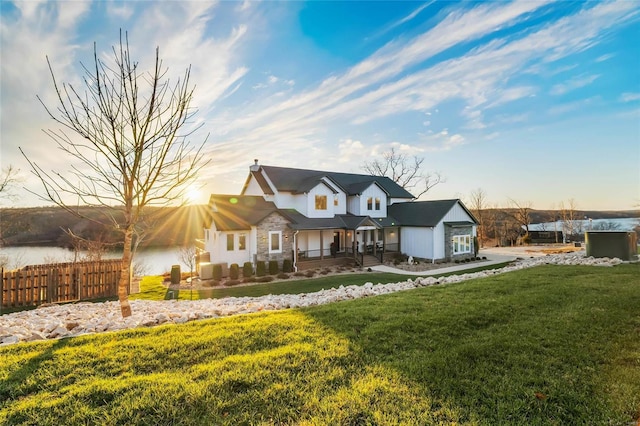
xmin=185 ymin=187 xmax=201 ymax=205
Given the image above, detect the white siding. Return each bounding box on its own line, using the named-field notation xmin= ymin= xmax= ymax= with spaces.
xmin=204 ymin=225 xmax=257 ymax=267
xmin=347 ymin=195 xmax=361 ymax=215
xmin=242 ymin=176 xmax=264 ymax=196
xmin=333 ymin=191 xmax=347 ymax=215
xmin=306 ymin=183 xmax=336 ymax=218
xmin=400 ymin=227 xmax=434 ymax=259
xmin=360 ymin=184 xmax=387 ymax=218
xmin=274 ymin=192 xmax=306 ymax=214
xmin=442 ymin=202 xmax=475 ymax=223
xmin=389 ymin=197 xmax=413 ymax=205
xmin=433 ymin=223 xmax=446 ymax=259
xmin=297 ymin=230 xmax=338 ymax=257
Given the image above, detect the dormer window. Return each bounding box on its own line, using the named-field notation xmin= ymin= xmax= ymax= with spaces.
xmin=315 ymin=195 xmax=327 ymax=210
xmin=367 ymin=197 xmax=373 ymax=210
xmin=375 ymin=197 xmax=381 ymax=210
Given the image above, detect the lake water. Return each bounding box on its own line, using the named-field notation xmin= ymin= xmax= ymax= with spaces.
xmin=0 ymin=246 xmax=188 ymax=275
xmin=529 ymin=217 xmax=638 ymax=232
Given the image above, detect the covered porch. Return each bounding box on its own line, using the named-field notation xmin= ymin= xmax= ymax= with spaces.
xmin=290 ymin=215 xmax=401 ymax=270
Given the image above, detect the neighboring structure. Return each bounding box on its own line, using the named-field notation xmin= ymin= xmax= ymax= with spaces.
xmin=527 ymin=230 xmax=563 ymax=244
xmin=199 ymin=161 xmax=478 ymax=270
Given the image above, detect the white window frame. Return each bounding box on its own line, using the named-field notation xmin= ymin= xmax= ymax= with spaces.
xmin=452 ymin=235 xmax=471 ymax=255
xmin=269 ymin=231 xmax=282 ymax=253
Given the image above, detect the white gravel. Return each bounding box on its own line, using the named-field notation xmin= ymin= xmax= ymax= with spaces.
xmin=0 ymin=252 xmax=626 ymax=346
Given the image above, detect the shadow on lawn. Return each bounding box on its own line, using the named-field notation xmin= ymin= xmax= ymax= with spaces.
xmin=0 ymin=339 xmax=72 ymax=401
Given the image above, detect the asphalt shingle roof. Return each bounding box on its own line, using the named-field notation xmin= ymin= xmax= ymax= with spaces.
xmin=388 ymin=199 xmax=467 ymax=227
xmin=259 ymin=165 xmax=415 ymax=199
xmin=208 ymin=195 xmax=279 ymax=230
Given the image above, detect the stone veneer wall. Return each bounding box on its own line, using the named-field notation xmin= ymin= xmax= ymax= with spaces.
xmin=256 ymin=212 xmax=293 ymax=267
xmin=444 ymin=225 xmax=475 ymax=261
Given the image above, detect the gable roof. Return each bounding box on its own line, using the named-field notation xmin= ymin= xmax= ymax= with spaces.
xmin=387 ymin=199 xmax=478 ymax=227
xmin=257 ymin=165 xmax=415 ymax=199
xmin=208 ymin=195 xmax=279 ymax=230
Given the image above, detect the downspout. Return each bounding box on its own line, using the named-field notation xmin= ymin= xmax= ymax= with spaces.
xmin=432 ymin=226 xmax=436 ymax=264
xmin=293 ymin=230 xmax=299 ymax=272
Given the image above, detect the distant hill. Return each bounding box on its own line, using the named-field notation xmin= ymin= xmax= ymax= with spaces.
xmin=1 ymin=205 xmax=637 ymax=248
xmin=478 ymin=208 xmax=639 ymax=224
xmin=0 ymin=205 xmax=212 ymax=248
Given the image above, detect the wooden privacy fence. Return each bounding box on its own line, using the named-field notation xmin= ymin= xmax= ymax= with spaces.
xmin=1 ymin=259 xmax=124 ymax=311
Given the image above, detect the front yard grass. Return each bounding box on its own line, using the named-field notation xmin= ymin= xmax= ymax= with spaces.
xmin=132 ymin=261 xmax=512 ymax=301
xmin=1 ymin=263 xmax=638 ymax=424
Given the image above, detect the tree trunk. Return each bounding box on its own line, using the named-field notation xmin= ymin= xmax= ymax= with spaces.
xmin=118 ymin=225 xmax=133 ymax=317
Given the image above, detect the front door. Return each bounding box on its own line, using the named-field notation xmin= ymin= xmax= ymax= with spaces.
xmin=333 ymin=232 xmax=340 ymax=251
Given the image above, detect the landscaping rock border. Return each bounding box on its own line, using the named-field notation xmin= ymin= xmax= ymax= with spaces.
xmin=0 ymin=253 xmax=626 ymax=346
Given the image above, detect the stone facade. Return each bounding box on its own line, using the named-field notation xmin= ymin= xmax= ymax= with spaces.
xmin=256 ymin=212 xmax=293 ymax=267
xmin=444 ymin=225 xmax=475 ymax=261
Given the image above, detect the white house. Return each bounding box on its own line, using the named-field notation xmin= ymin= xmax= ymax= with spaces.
xmin=199 ymin=161 xmax=478 ymax=270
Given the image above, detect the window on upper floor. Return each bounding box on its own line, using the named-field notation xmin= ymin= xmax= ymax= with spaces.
xmin=226 ymin=234 xmax=234 ymax=251
xmin=367 ymin=197 xmax=373 ymax=210
xmin=238 ymin=234 xmax=246 ymax=250
xmin=315 ymin=195 xmax=327 ymax=210
xmin=375 ymin=197 xmax=381 ymax=210
xmin=334 ymin=196 xmax=339 ymax=206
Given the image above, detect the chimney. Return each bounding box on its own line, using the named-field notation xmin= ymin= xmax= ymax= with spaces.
xmin=250 ymin=159 xmax=260 ymax=172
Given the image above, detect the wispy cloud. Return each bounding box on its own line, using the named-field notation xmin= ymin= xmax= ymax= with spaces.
xmin=550 ymin=74 xmax=600 ymax=95
xmin=619 ymin=92 xmax=640 ymax=102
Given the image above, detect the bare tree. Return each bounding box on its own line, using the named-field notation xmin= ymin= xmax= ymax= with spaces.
xmin=468 ymin=188 xmax=487 ymax=247
xmin=508 ymin=198 xmax=533 ymax=237
xmin=0 ymin=165 xmax=22 ymax=201
xmin=362 ymin=148 xmax=443 ymax=198
xmin=21 ymin=32 xmax=208 ymax=317
xmin=592 ymin=220 xmax=621 ymax=231
xmin=559 ymin=199 xmax=579 ymax=242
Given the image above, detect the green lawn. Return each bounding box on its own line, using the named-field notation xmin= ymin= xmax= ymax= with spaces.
xmin=132 ymin=261 xmax=512 ymax=301
xmin=1 ymin=263 xmax=638 ymax=425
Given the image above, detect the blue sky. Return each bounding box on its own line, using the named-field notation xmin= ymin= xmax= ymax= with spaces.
xmin=1 ymin=1 xmax=639 ymax=210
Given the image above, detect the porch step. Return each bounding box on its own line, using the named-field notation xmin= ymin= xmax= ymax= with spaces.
xmin=361 ymin=255 xmax=382 ymax=267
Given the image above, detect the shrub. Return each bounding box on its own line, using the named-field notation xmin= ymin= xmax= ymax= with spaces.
xmin=243 ymin=277 xmax=257 ymax=283
xmin=482 ymin=256 xmax=487 ymax=260
xmin=276 ymin=273 xmax=289 ymax=279
xmin=269 ymin=260 xmax=279 ymax=275
xmin=212 ymin=264 xmax=223 ymax=281
xmin=256 ymin=261 xmax=266 ymax=277
xmin=229 ymin=263 xmax=239 ymax=280
xmin=367 ymin=267 xmax=372 ymax=272
xmin=243 ymin=262 xmax=253 ymax=278
xmin=320 ymin=269 xmax=329 ymax=275
xmin=257 ymin=276 xmax=273 ymax=283
xmin=305 ymin=270 xmax=315 ymax=278
xmin=455 ymin=260 xmax=460 ymax=264
xmin=224 ymin=279 xmax=242 ymax=287
xmin=293 ymin=272 xmax=305 ymax=277
xmin=282 ymin=259 xmax=293 ymax=273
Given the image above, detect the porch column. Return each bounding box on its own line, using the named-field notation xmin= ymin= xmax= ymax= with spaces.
xmin=373 ymin=229 xmax=377 ymax=255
